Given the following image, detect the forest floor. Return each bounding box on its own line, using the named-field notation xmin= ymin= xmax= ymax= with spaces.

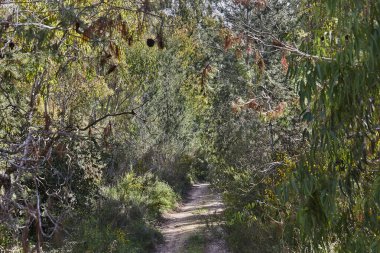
xmin=155 ymin=183 xmax=230 ymax=253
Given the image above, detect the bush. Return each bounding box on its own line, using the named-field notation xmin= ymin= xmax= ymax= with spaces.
xmin=67 ymin=172 xmax=177 ymax=253
xmin=225 ymin=218 xmax=284 ymax=253
xmin=73 ymin=211 xmax=162 ymax=253
xmin=110 ymin=172 xmax=178 ymax=218
xmin=213 ymin=164 xmax=297 ymax=253
xmin=0 ymin=224 xmax=14 ymax=251
xmin=158 ymin=155 xmax=193 ymax=197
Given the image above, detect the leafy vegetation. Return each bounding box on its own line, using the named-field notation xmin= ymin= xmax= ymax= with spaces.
xmin=184 ymin=233 xmax=206 ymax=253
xmin=0 ymin=0 xmax=379 ymax=252
xmin=69 ymin=172 xmax=176 ymax=253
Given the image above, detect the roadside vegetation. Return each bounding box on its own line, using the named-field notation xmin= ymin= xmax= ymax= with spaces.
xmin=0 ymin=0 xmax=379 ymax=252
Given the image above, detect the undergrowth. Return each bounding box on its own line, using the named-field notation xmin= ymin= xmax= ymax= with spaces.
xmin=49 ymin=172 xmax=178 ymax=253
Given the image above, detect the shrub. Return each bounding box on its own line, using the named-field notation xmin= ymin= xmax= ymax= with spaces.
xmin=67 ymin=172 xmax=176 ymax=253
xmin=0 ymin=224 xmax=14 ymax=250
xmin=110 ymin=172 xmax=178 ymax=218
xmin=158 ymin=156 xmax=193 ymax=197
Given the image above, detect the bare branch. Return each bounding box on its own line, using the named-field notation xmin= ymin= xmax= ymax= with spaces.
xmin=0 ymin=21 xmax=59 ymax=30
xmin=244 ymin=30 xmax=333 ymax=61
xmin=77 ymin=110 xmax=136 ymax=131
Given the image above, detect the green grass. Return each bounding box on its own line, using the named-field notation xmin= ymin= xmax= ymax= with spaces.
xmin=185 ymin=233 xmax=206 ymax=253
xmin=191 ymin=208 xmax=208 ymax=215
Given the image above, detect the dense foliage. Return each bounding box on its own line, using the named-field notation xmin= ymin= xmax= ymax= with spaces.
xmin=0 ymin=0 xmax=379 ymax=252
xmin=208 ymin=0 xmax=380 ymax=252
xmin=287 ymin=1 xmax=380 ymax=251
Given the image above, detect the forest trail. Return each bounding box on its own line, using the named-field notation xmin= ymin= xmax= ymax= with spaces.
xmin=155 ymin=183 xmax=229 ymax=253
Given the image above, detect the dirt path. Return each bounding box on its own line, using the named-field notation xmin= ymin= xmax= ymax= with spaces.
xmin=155 ymin=183 xmax=229 ymax=253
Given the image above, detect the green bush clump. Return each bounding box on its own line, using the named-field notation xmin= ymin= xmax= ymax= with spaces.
xmin=110 ymin=172 xmax=178 ymax=218
xmin=73 ymin=212 xmax=162 ymax=253
xmin=184 ymin=233 xmax=206 ymax=253
xmin=212 ymin=163 xmax=298 ymax=253
xmin=0 ymin=224 xmax=14 ymax=250
xmin=70 ymin=172 xmax=177 ymax=253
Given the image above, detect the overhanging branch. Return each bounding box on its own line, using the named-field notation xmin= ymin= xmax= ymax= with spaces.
xmin=77 ymin=110 xmax=136 ymax=131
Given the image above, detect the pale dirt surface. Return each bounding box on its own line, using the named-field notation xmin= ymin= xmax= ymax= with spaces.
xmin=155 ymin=183 xmax=229 ymax=253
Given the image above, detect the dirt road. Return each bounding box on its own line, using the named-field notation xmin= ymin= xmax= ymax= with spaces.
xmin=155 ymin=183 xmax=229 ymax=253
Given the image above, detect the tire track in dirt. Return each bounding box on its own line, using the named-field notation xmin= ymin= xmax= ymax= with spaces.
xmin=155 ymin=183 xmax=228 ymax=253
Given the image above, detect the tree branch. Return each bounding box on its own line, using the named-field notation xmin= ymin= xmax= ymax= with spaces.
xmin=0 ymin=21 xmax=58 ymax=30
xmin=77 ymin=110 xmax=136 ymax=131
